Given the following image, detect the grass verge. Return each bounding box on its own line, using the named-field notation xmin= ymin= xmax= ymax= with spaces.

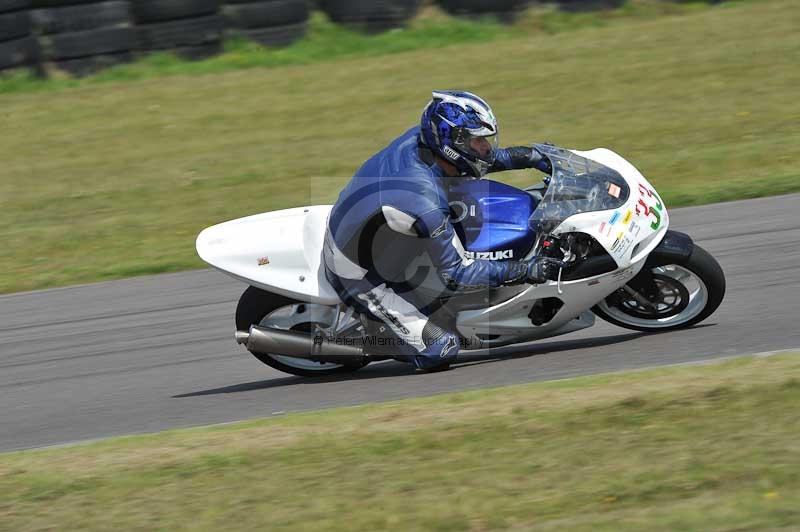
xmin=0 ymin=1 xmax=753 ymax=93
xmin=0 ymin=0 xmax=798 ymax=293
xmin=1 ymin=353 xmax=798 ymax=531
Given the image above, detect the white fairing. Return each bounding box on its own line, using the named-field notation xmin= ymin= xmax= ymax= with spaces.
xmin=565 ymin=148 xmax=670 ymax=268
xmin=196 ymin=205 xmax=340 ymax=304
xmin=195 ymin=147 xmax=670 ymax=349
xmin=454 ymin=148 xmax=670 ymax=347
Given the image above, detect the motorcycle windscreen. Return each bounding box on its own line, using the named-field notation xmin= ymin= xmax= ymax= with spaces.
xmin=529 ymin=144 xmax=629 ymax=236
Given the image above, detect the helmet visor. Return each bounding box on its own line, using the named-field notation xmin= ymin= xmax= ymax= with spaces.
xmin=467 ymin=134 xmax=499 ymax=163
xmin=454 ymin=131 xmax=499 ymax=165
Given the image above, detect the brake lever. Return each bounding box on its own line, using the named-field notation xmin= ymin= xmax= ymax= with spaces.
xmin=557 ymin=265 xmax=564 ymax=295
xmin=556 ymin=237 xmax=574 ymax=295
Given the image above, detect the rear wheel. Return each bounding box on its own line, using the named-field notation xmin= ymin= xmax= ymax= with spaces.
xmin=235 ymin=286 xmax=368 ymax=377
xmin=592 ymin=244 xmax=725 ymax=332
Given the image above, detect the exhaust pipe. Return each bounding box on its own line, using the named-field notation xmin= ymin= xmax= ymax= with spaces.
xmin=235 ymin=325 xmax=364 ymax=364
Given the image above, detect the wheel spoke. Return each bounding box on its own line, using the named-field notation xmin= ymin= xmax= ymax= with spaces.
xmin=623 ymin=285 xmax=657 ymax=311
xmin=599 ymin=264 xmax=709 ymax=329
xmin=258 ymin=303 xmax=351 ymax=371
xmin=262 ymin=315 xmax=300 ymax=330
xmin=665 ymin=267 xmax=692 ymax=283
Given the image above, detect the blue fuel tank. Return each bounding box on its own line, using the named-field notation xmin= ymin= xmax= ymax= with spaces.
xmin=448 ymin=178 xmax=538 ymax=261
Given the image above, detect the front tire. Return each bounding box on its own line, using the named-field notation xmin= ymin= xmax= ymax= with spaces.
xmin=235 ymin=286 xmax=368 ymax=377
xmin=593 ymin=244 xmax=725 ymax=332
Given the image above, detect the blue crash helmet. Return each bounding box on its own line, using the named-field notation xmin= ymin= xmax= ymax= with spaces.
xmin=420 ymin=90 xmax=499 ymax=179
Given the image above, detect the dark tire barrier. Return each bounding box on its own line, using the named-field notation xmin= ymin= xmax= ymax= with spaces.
xmin=223 ymin=0 xmax=308 ymax=48
xmin=556 ymin=0 xmax=625 ymax=12
xmin=435 ymin=0 xmax=526 ymax=23
xmin=30 ymin=0 xmax=101 ymax=6
xmin=222 ymin=0 xmax=306 ymax=29
xmin=133 ymin=0 xmax=218 ymax=23
xmin=39 ymin=26 xmax=135 ymax=59
xmin=0 ymin=0 xmax=29 ymax=11
xmin=0 ymin=10 xmax=30 ymax=40
xmin=317 ymin=0 xmax=422 ymax=33
xmin=236 ymin=22 xmax=305 ymax=46
xmin=30 ymin=0 xmax=131 ymax=34
xmin=137 ymin=14 xmax=223 ymax=51
xmin=0 ymin=35 xmax=38 ymax=70
xmin=170 ymin=41 xmax=221 ymax=59
xmin=32 ymin=1 xmax=135 ymax=76
xmin=133 ymin=0 xmax=222 ymax=59
xmin=0 ymin=0 xmax=40 ymax=74
xmin=54 ymin=49 xmax=133 ymax=75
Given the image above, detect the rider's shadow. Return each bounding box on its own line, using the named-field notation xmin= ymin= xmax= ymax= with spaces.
xmin=173 ymin=331 xmax=649 ymax=398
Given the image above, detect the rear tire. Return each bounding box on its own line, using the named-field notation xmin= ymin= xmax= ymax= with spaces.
xmin=592 ymin=244 xmax=725 ymax=332
xmin=235 ymin=286 xmax=368 ymax=377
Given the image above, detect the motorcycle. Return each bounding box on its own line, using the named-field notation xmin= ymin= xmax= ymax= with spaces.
xmin=196 ymin=144 xmax=726 ymax=377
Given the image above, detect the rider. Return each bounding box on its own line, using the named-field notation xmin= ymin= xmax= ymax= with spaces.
xmin=323 ymin=90 xmax=560 ymax=372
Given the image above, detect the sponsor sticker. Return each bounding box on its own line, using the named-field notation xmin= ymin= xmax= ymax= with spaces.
xmin=441 ymin=336 xmax=458 ymax=358
xmin=442 ymin=145 xmax=461 ymax=160
xmin=622 ymin=210 xmax=633 ymax=225
xmin=608 ymin=183 xmax=621 ymax=198
xmin=612 ymin=235 xmax=635 ymax=257
xmin=430 ymin=216 xmax=449 ymax=238
xmin=611 ymin=233 xmax=623 ymax=251
xmin=622 ymin=236 xmax=635 ymax=255
xmin=609 ymin=211 xmax=621 ymax=225
xmin=628 ymin=221 xmax=641 ymax=236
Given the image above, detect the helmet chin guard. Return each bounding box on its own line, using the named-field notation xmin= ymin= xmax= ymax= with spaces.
xmin=420 ymin=90 xmax=499 ymax=178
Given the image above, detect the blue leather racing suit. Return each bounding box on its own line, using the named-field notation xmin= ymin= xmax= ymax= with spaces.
xmin=323 ymin=127 xmax=545 ymax=370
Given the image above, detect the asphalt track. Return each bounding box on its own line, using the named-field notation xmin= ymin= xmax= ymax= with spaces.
xmin=1 ymin=194 xmax=799 ymax=452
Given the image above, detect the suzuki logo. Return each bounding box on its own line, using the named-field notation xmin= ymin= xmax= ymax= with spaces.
xmin=463 ymin=250 xmax=514 ymax=260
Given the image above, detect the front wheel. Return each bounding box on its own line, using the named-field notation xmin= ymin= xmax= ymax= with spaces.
xmin=592 ymin=244 xmax=725 ymax=332
xmin=235 ymin=286 xmax=369 ymax=377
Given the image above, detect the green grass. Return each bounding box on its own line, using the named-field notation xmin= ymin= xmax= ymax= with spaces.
xmin=0 ymin=1 xmax=751 ymax=93
xmin=1 ymin=353 xmax=799 ymax=531
xmin=1 ymin=0 xmax=798 ymax=294
xmin=0 ymin=11 xmax=515 ymax=93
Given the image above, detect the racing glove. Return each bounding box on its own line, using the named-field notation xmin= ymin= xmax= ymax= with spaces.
xmin=492 ymin=146 xmax=552 ymax=175
xmin=525 ymin=257 xmax=566 ymax=284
